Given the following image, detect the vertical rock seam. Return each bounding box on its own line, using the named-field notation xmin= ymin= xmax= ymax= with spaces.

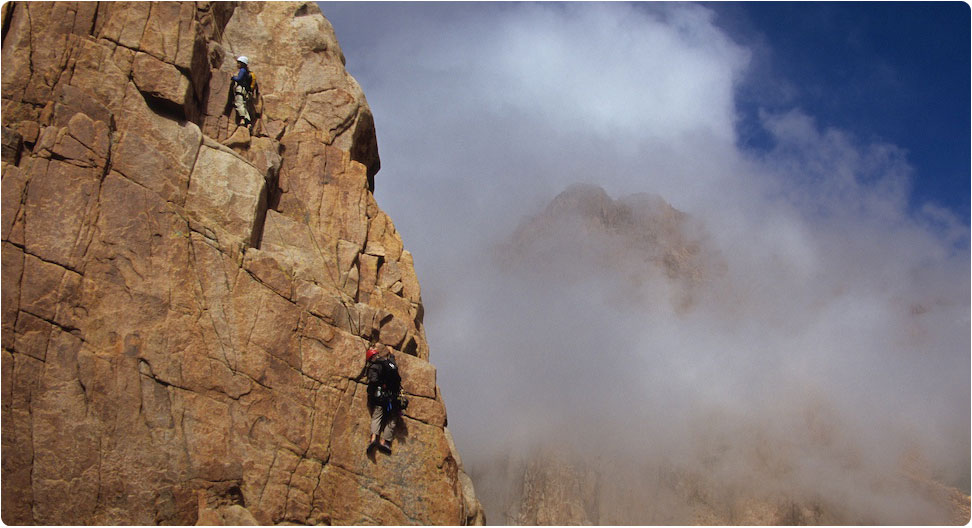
xmin=0 ymin=1 xmax=484 ymax=525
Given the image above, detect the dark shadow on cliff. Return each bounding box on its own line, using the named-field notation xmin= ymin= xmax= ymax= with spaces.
xmin=394 ymin=416 xmax=409 ymax=444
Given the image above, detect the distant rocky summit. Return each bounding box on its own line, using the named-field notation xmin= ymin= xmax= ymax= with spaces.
xmin=1 ymin=2 xmax=482 ymax=524
xmin=503 ymin=183 xmax=726 ymax=312
xmin=480 ymin=185 xmax=969 ymax=526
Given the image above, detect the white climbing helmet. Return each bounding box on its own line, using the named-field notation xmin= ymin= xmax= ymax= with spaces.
xmin=237 ymin=56 xmax=249 ymax=65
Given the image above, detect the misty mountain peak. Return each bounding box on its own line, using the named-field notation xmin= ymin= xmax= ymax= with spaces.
xmin=505 ymin=184 xmax=725 ymax=311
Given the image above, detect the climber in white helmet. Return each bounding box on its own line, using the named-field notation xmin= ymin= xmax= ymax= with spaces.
xmin=230 ymin=56 xmax=252 ymax=127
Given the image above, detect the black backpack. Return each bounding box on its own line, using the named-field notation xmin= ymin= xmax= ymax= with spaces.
xmin=378 ymin=356 xmax=401 ymax=393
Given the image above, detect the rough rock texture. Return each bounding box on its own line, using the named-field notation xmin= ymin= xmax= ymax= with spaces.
xmin=1 ymin=1 xmax=482 ymax=524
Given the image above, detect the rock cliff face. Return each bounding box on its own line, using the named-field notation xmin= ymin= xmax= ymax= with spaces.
xmin=1 ymin=2 xmax=482 ymax=524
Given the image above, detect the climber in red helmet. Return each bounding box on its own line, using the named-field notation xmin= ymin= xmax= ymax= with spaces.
xmin=360 ymin=344 xmax=407 ymax=455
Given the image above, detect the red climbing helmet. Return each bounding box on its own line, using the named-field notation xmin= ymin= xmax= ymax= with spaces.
xmin=366 ymin=346 xmax=378 ymax=361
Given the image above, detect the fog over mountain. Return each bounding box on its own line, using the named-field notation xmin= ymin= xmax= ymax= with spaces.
xmin=321 ymin=2 xmax=970 ymax=523
xmin=462 ymin=183 xmax=967 ymax=523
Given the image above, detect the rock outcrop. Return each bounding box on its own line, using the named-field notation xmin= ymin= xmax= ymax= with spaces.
xmin=1 ymin=1 xmax=482 ymax=524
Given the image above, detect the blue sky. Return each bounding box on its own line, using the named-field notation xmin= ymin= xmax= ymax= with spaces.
xmin=712 ymin=1 xmax=970 ymax=221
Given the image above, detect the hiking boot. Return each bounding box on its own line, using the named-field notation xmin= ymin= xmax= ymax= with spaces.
xmin=377 ymin=442 xmax=392 ymax=455
xmin=366 ymin=439 xmax=379 ymax=454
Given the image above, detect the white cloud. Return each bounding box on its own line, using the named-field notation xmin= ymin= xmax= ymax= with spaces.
xmin=484 ymin=3 xmax=748 ymax=140
xmin=327 ymin=3 xmax=755 ymax=238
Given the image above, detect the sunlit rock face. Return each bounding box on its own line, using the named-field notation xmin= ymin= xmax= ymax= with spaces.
xmin=1 ymin=2 xmax=482 ymax=524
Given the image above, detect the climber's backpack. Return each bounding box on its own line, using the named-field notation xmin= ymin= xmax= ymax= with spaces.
xmin=247 ymin=70 xmax=258 ymax=98
xmin=379 ymin=355 xmax=402 ymax=394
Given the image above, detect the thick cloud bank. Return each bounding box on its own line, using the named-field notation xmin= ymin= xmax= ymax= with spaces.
xmin=322 ymin=2 xmax=969 ymax=523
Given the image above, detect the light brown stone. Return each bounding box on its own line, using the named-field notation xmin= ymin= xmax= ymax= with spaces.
xmin=47 ymin=114 xmax=109 ymax=168
xmin=373 ymin=287 xmax=414 ymax=323
xmin=111 ymin=83 xmax=202 ymax=205
xmin=133 ymin=52 xmax=191 ymax=106
xmin=0 ymin=2 xmax=479 ymax=525
xmin=98 ymin=2 xmax=152 ymax=50
xmin=68 ymin=38 xmax=136 ymax=111
xmin=20 ymin=253 xmax=67 ymax=322
xmin=402 ymin=393 xmax=447 ymax=428
xmin=16 ymin=119 xmax=41 ymax=145
xmin=396 ymin=352 xmax=437 ymax=399
xmin=378 ymin=315 xmax=408 ymax=348
xmin=243 ymin=249 xmax=295 ymax=300
xmin=357 ymin=253 xmax=379 ymax=303
xmin=399 ymin=250 xmax=423 ymax=303
xmin=186 ymin=141 xmax=267 ymax=247
xmin=1 ymin=4 xmax=33 ymax=102
xmin=140 ymin=2 xmax=196 ymax=68
xmin=377 ymin=259 xmax=403 ymax=291
xmin=23 ymin=159 xmax=100 ymax=269
xmin=1 ymin=244 xmax=23 ymax=350
xmin=1 ymin=165 xmax=28 ymax=241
